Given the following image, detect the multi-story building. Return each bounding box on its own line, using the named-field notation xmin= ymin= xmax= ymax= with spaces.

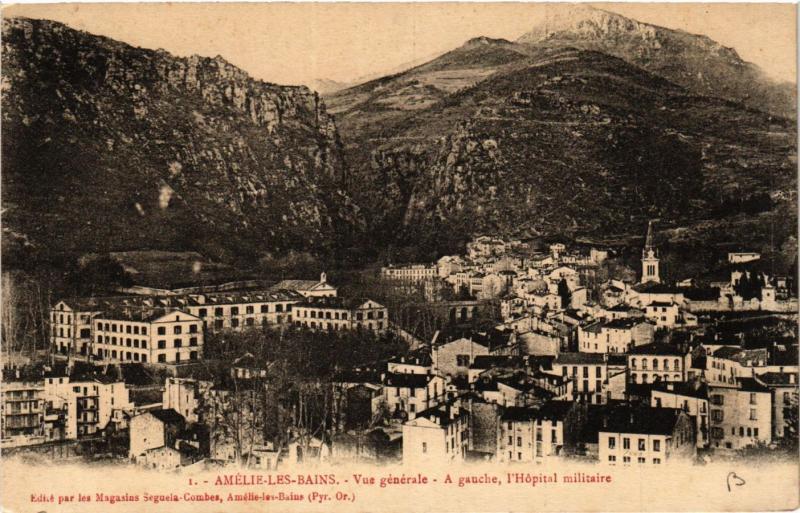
xmin=1 ymin=381 xmax=45 ymax=447
xmin=704 ymin=346 xmax=769 ymax=386
xmin=577 ymin=319 xmax=654 ymax=354
xmin=380 ymin=264 xmax=437 ymax=283
xmin=49 ymin=299 xmax=110 ymax=357
xmin=553 ymin=353 xmax=627 ymax=404
xmin=382 ymin=372 xmax=445 ymax=419
xmin=497 ymin=401 xmax=578 ymax=463
xmin=598 ymin=405 xmax=695 ymax=466
xmin=709 ymin=377 xmax=772 ymax=450
xmin=432 ymin=336 xmax=495 ymax=378
xmin=627 ymin=343 xmax=690 ymax=384
xmin=293 ymin=297 xmax=388 ymax=332
xmin=162 ymin=377 xmax=215 ymax=423
xmin=757 ymin=371 xmax=799 ymax=441
xmin=402 ymin=404 xmax=468 ymax=464
xmin=43 ymin=375 xmax=132 ymax=439
xmin=644 ymin=302 xmax=680 ymax=328
xmin=92 ymin=309 xmax=203 ymax=364
xmin=650 ymin=380 xmax=710 ymax=448
xmin=271 ymin=273 xmax=337 ymax=298
xmin=185 ymin=290 xmax=302 ymax=332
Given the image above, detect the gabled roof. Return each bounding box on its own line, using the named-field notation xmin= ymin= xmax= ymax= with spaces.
xmin=149 ymin=408 xmax=185 ymax=425
xmin=555 ymin=352 xmax=606 ymax=365
xmin=757 ymin=372 xmax=798 ymax=386
xmin=536 ymin=400 xmax=575 ymax=421
xmin=598 ymin=405 xmax=684 ymax=436
xmin=501 ymin=406 xmax=538 ymax=422
xmin=628 ymin=343 xmax=686 ymax=356
xmin=272 ymin=279 xmax=323 ymax=291
xmin=383 ymin=372 xmax=434 ymax=389
xmin=604 ymin=318 xmax=650 ymax=330
xmin=631 ymin=282 xmax=682 ymax=294
xmin=299 ymin=296 xmax=384 ymax=310
xmin=650 ymin=380 xmax=708 ymax=399
xmin=738 ymin=377 xmax=771 ymax=393
xmin=412 ymin=404 xmax=466 ymax=428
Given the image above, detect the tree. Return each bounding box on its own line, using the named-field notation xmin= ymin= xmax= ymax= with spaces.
xmin=557 ymin=278 xmax=572 ymax=309
xmin=734 ymin=271 xmax=764 ymax=301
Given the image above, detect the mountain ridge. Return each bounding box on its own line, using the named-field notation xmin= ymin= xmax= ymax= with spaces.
xmin=515 ymin=5 xmax=795 ymax=117
xmin=2 ymin=16 xmax=358 ymax=267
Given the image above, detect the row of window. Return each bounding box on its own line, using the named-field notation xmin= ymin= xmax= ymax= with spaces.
xmin=630 ymin=358 xmax=681 ymax=370
xmin=633 ymin=373 xmax=678 ymax=384
xmin=196 ymin=304 xmax=292 ymax=317
xmin=95 ymin=348 xmax=199 ymax=363
xmin=96 ymin=322 xmax=149 ymax=335
xmin=609 ymin=455 xmax=660 ymax=464
xmin=608 ymin=436 xmax=660 ymax=452
xmin=97 ymin=336 xmax=148 ymax=348
xmin=296 ymin=309 xmax=385 ymax=321
xmin=297 ymin=320 xmax=384 ymax=330
xmin=710 ymin=408 xmax=758 ymax=422
xmin=560 ymin=366 xmax=604 ymax=378
xmin=53 ymin=313 xmax=90 ymax=324
xmin=207 ymin=316 xmax=287 ymax=329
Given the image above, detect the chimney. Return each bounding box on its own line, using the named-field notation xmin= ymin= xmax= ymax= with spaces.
xmin=790 ymin=374 xmax=796 ymax=385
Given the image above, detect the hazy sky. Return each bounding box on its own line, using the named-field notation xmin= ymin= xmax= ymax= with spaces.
xmin=4 ymin=3 xmax=797 ymax=87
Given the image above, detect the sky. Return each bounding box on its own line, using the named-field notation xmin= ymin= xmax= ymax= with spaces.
xmin=3 ymin=3 xmax=797 ymax=87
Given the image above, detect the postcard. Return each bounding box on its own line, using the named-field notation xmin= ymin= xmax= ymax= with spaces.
xmin=1 ymin=2 xmax=797 ymax=512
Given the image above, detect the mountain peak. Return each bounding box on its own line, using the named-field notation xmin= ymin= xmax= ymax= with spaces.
xmin=463 ymin=36 xmax=513 ymax=48
xmin=517 ymin=5 xmax=658 ymax=45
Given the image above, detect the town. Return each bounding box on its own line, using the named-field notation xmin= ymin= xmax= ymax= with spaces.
xmin=2 ymin=222 xmax=797 ymax=470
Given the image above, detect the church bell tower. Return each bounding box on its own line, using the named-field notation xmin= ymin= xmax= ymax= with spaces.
xmin=641 ymin=220 xmax=660 ymax=284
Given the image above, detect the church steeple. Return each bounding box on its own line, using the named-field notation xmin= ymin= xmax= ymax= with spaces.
xmin=644 ymin=220 xmax=655 ymax=253
xmin=641 ymin=220 xmax=660 ymax=283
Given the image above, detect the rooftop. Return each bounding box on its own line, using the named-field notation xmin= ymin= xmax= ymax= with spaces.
xmin=149 ymin=408 xmax=185 ymax=425
xmin=383 ymin=372 xmax=434 ymax=389
xmin=598 ymin=404 xmax=684 ymax=436
xmin=628 ymin=343 xmax=686 ymax=356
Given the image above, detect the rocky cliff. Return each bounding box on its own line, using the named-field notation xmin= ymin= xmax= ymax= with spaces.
xmin=2 ymin=17 xmax=356 ymax=265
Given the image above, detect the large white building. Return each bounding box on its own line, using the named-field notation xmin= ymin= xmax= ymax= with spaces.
xmin=381 ymin=264 xmax=437 ymax=283
xmin=93 ymin=309 xmax=204 ymax=364
xmin=184 ymin=289 xmax=302 ymax=332
xmin=293 ymin=297 xmax=388 ymax=332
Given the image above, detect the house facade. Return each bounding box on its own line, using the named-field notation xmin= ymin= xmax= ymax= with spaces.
xmin=93 ymin=309 xmax=204 ymax=364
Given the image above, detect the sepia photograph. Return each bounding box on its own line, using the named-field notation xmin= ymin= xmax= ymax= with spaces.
xmin=0 ymin=2 xmax=797 ymax=512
